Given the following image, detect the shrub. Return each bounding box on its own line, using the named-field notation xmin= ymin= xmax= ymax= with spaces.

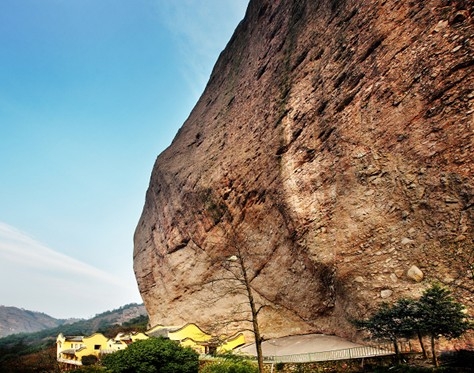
xmin=102 ymin=337 xmax=199 ymax=373
xmin=201 ymin=359 xmax=258 ymax=373
xmin=440 ymin=349 xmax=474 ymax=368
xmin=275 ymin=361 xmax=285 ymax=371
xmin=81 ymin=354 xmax=98 ymax=366
xmin=71 ymin=367 xmax=106 ymax=373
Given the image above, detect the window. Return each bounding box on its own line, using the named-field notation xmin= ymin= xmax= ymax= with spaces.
xmin=94 ymin=345 xmax=101 ymax=350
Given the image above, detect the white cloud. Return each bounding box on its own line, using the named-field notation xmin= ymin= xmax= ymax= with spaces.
xmin=0 ymin=222 xmax=141 ymax=319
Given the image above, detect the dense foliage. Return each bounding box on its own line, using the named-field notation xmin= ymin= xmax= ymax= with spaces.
xmin=354 ymin=284 xmax=471 ymax=366
xmin=102 ymin=337 xmax=199 ymax=373
xmin=353 ymin=297 xmax=424 ymax=359
xmin=417 ymin=283 xmax=472 ymax=366
xmin=0 ymin=345 xmax=61 ymax=373
xmin=201 ymin=359 xmax=258 ymax=373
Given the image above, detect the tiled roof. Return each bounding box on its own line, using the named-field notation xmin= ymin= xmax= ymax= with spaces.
xmin=65 ymin=336 xmax=84 ymax=342
xmin=60 ymin=349 xmax=77 ymax=355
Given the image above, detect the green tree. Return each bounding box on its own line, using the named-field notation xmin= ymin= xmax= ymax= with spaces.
xmin=353 ymin=302 xmax=403 ymax=361
xmin=391 ymin=298 xmax=428 ymax=359
xmin=354 ymin=298 xmax=429 ymax=362
xmin=102 ymin=337 xmax=199 ymax=373
xmin=417 ymin=283 xmax=471 ymax=367
xmin=354 ymin=286 xmax=471 ymax=366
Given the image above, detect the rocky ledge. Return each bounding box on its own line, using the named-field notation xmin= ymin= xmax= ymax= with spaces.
xmin=134 ymin=0 xmax=473 ymax=342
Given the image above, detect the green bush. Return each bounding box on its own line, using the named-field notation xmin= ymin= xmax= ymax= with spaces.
xmin=440 ymin=349 xmax=474 ymax=368
xmin=102 ymin=337 xmax=199 ymax=373
xmin=275 ymin=361 xmax=285 ymax=371
xmin=81 ymin=354 xmax=98 ymax=366
xmin=71 ymin=367 xmax=106 ymax=373
xmin=201 ymin=359 xmax=258 ymax=373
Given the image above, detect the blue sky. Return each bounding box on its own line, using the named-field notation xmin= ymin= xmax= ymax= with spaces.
xmin=0 ymin=0 xmax=248 ymax=319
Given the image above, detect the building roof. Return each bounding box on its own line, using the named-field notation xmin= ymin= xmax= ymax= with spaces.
xmin=65 ymin=336 xmax=84 ymax=342
xmin=60 ymin=349 xmax=77 ymax=355
xmin=60 ymin=346 xmax=86 ymax=355
xmin=146 ymin=326 xmax=177 ymax=338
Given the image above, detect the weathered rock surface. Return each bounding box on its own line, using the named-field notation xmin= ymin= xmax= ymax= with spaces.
xmin=407 ymin=265 xmax=424 ymax=282
xmin=134 ymin=0 xmax=473 ymax=340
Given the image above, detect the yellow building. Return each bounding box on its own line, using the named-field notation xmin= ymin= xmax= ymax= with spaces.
xmin=117 ymin=331 xmax=149 ymax=343
xmin=57 ymin=324 xmax=245 ymax=367
xmin=146 ymin=323 xmax=245 ymax=354
xmin=56 ymin=331 xmax=149 ymax=367
xmin=105 ymin=331 xmax=149 ymax=352
xmin=218 ymin=333 xmax=246 ymax=353
xmin=56 ymin=333 xmax=109 ymax=366
xmin=147 ymin=323 xmax=213 ymax=354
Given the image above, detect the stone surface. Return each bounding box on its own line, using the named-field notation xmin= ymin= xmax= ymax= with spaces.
xmin=134 ymin=0 xmax=474 ymax=341
xmin=407 ymin=265 xmax=424 ymax=282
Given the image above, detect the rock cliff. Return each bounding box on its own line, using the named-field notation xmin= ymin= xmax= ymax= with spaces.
xmin=134 ymin=0 xmax=473 ymax=340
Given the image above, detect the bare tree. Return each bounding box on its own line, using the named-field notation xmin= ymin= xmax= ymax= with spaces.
xmin=204 ymin=227 xmax=267 ymax=373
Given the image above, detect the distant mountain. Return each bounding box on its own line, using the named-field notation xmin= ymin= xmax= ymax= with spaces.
xmin=0 ymin=303 xmax=147 ymax=338
xmin=0 ymin=306 xmax=66 ymax=338
xmin=78 ymin=303 xmax=148 ymax=334
xmin=0 ymin=303 xmax=148 ymax=370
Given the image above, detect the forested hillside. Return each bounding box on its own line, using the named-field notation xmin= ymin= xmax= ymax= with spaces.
xmin=0 ymin=305 xmax=68 ymax=338
xmin=0 ymin=303 xmax=148 ymax=371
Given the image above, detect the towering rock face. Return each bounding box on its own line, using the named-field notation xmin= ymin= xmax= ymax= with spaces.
xmin=134 ymin=0 xmax=473 ymax=340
